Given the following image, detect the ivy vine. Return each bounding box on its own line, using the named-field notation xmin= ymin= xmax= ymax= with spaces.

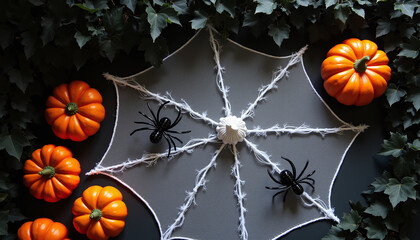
xmin=0 ymin=0 xmax=419 ymax=239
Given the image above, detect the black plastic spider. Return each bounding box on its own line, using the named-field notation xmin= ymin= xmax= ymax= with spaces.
xmin=130 ymin=101 xmax=191 ymax=157
xmin=266 ymin=156 xmax=315 ymax=202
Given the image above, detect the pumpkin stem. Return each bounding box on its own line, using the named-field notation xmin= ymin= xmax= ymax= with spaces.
xmin=90 ymin=209 xmax=102 ymax=221
xmin=65 ymin=102 xmax=78 ymax=115
xmin=353 ymin=56 xmax=370 ymax=73
xmin=38 ymin=166 xmax=55 ymax=179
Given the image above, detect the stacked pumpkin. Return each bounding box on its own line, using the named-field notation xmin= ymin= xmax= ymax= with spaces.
xmin=19 ymin=81 xmax=127 ymax=240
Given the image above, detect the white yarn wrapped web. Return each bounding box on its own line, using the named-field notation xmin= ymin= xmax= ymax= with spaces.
xmin=88 ymin=26 xmax=368 ymax=240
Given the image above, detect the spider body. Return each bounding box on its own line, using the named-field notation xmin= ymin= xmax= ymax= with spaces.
xmin=150 ymin=117 xmax=172 ymax=143
xmin=130 ymin=101 xmax=191 ymax=157
xmin=266 ymin=156 xmax=315 ymax=202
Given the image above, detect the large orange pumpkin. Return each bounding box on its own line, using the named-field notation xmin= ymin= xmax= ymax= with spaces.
xmin=45 ymin=80 xmax=105 ymax=141
xmin=17 ymin=218 xmax=70 ymax=240
xmin=23 ymin=144 xmax=81 ymax=202
xmin=321 ymin=38 xmax=391 ymax=106
xmin=72 ymin=186 xmax=127 ymax=240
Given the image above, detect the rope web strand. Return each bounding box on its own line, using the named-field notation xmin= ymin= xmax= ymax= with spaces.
xmin=243 ymin=139 xmax=282 ymax=173
xmin=232 ymin=145 xmax=248 ymax=240
xmin=301 ymin=192 xmax=340 ymax=223
xmin=240 ymin=46 xmax=308 ymax=120
xmin=162 ymin=144 xmax=226 ymax=240
xmin=104 ymin=73 xmax=218 ymax=126
xmin=248 ymin=124 xmax=368 ymax=137
xmin=86 ymin=135 xmax=218 ymax=175
xmin=208 ymin=27 xmax=232 ymax=116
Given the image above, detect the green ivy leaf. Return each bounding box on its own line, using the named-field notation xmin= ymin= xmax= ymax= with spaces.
xmin=139 ymin=36 xmax=169 ymax=67
xmin=371 ymin=172 xmax=390 ymax=193
xmin=40 ymin=17 xmax=58 ymax=46
xmin=254 ymin=0 xmax=277 ymax=15
xmin=8 ymin=68 xmax=33 ymax=93
xmin=190 ymin=10 xmax=208 ymax=30
xmin=376 ymin=18 xmax=391 ymax=38
xmin=394 ymin=0 xmax=418 ymax=18
xmin=121 ymin=0 xmax=137 ymax=13
xmin=364 ymin=217 xmax=388 ymax=240
xmin=20 ymin=31 xmax=38 ymax=59
xmin=160 ymin=6 xmax=181 ymax=25
xmin=378 ymin=132 xmax=407 ymax=157
xmin=74 ymin=0 xmax=108 ymax=14
xmin=0 ymin=131 xmax=30 ymax=160
xmin=268 ymin=23 xmax=290 ymax=47
xmin=337 ymin=209 xmax=362 ymax=232
xmin=384 ymin=177 xmax=417 ymax=208
xmin=321 ymin=226 xmax=346 ymax=240
xmin=8 ymin=208 xmax=25 ymax=223
xmin=334 ymin=3 xmax=352 ymax=24
xmin=74 ymin=31 xmax=91 ymax=49
xmin=215 ymin=0 xmax=235 ymax=18
xmin=385 ymin=84 xmax=406 ymax=106
xmin=0 ymin=211 xmax=8 ymax=235
xmin=325 ymin=0 xmax=338 ymax=9
xmin=146 ymin=5 xmax=168 ymax=42
xmin=99 ymin=39 xmax=117 ymax=62
xmin=406 ymin=89 xmax=420 ymax=111
xmin=364 ymin=200 xmax=390 ymax=219
xmin=409 ymin=139 xmax=420 ymax=151
xmin=296 ymin=0 xmax=311 ymax=7
xmin=398 ymin=37 xmax=420 ymax=59
xmin=172 ymin=0 xmax=188 ymax=15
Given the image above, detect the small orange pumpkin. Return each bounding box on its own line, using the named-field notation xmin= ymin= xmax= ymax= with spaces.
xmin=23 ymin=144 xmax=81 ymax=202
xmin=72 ymin=185 xmax=127 ymax=240
xmin=321 ymin=38 xmax=391 ymax=106
xmin=45 ymin=80 xmax=105 ymax=141
xmin=17 ymin=218 xmax=70 ymax=240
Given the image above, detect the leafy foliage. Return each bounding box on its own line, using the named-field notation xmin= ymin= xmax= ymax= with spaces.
xmin=1 ymin=0 xmax=419 ymax=238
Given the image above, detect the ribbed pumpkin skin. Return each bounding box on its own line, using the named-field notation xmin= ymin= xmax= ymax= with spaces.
xmin=45 ymin=80 xmax=105 ymax=141
xmin=23 ymin=144 xmax=81 ymax=202
xmin=72 ymin=186 xmax=127 ymax=240
xmin=17 ymin=218 xmax=70 ymax=240
xmin=321 ymin=38 xmax=391 ymax=106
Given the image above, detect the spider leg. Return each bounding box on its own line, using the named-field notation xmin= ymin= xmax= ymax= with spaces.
xmin=271 ymin=189 xmax=288 ymax=203
xmin=134 ymin=121 xmax=155 ymax=127
xmin=265 ymin=186 xmax=289 ymax=190
xmin=299 ymin=180 xmax=315 ymax=191
xmin=168 ymin=134 xmax=184 ymax=144
xmin=162 ymin=134 xmax=173 ymax=157
xmin=267 ymin=169 xmax=282 ymax=185
xmin=130 ymin=127 xmax=154 ymax=136
xmin=166 ymin=134 xmax=179 ymax=152
xmin=138 ymin=111 xmax=157 ymax=126
xmin=156 ymin=101 xmax=170 ymax=122
xmin=300 ymin=176 xmax=315 ymax=185
xmin=296 ymin=160 xmax=310 ymax=181
xmin=166 ymin=129 xmax=192 ymax=134
xmin=147 ymin=102 xmax=159 ymax=124
xmin=282 ymin=189 xmax=290 ymax=202
xmin=281 ymin=156 xmax=297 ymax=179
xmin=168 ymin=108 xmax=183 ymax=129
xmin=300 ymin=170 xmax=315 ymax=180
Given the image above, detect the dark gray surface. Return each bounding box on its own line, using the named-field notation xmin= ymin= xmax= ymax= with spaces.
xmin=19 ymin=25 xmax=397 ymax=240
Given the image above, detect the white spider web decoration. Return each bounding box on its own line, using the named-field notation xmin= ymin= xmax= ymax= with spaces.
xmin=88 ymin=27 xmax=367 ymax=240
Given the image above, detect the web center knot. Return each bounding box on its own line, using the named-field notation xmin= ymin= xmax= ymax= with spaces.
xmin=216 ymin=115 xmax=247 ymax=145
